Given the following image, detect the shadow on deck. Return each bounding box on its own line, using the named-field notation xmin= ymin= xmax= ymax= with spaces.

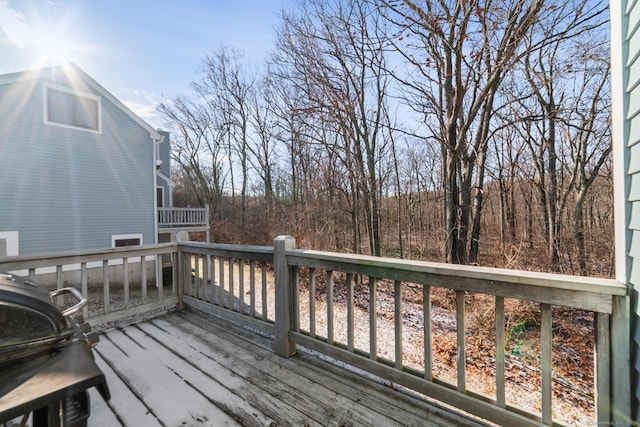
xmin=90 ymin=308 xmax=486 ymax=426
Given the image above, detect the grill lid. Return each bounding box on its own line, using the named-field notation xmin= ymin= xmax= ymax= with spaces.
xmin=0 ymin=273 xmax=70 ymax=365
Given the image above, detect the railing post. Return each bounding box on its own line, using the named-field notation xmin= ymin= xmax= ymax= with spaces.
xmin=274 ymin=235 xmax=296 ymax=358
xmin=176 ymin=232 xmax=189 ymax=310
xmin=610 ymin=295 xmax=631 ymax=424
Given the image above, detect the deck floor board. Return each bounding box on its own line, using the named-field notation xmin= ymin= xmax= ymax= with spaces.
xmin=90 ymin=309 xmax=486 ymax=427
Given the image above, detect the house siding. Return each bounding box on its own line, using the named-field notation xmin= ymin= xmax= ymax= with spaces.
xmin=0 ymin=68 xmax=155 ymax=255
xmin=624 ymin=0 xmax=640 ymax=420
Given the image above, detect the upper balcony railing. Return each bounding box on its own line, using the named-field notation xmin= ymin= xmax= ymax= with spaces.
xmin=157 ymin=206 xmax=209 ymax=231
xmin=0 ymin=236 xmax=631 ymax=426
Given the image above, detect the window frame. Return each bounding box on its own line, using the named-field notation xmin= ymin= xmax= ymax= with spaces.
xmin=43 ymin=83 xmax=102 ymax=134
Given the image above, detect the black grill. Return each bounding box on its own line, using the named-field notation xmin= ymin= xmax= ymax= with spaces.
xmin=0 ymin=272 xmax=109 ymax=426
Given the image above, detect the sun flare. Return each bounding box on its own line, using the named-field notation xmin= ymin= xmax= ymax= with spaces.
xmin=30 ymin=25 xmax=73 ymax=65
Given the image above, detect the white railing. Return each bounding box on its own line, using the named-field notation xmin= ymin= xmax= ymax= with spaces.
xmin=158 ymin=206 xmax=209 ymax=229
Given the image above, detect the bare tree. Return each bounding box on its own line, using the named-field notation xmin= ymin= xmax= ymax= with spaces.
xmin=273 ymin=0 xmax=392 ymax=256
xmin=378 ymin=0 xmax=547 ymax=264
xmin=515 ymin=1 xmax=609 ymax=271
xmin=196 ymin=46 xmax=256 ymax=226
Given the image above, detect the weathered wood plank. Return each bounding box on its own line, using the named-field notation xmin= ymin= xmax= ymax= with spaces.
xmin=93 ymin=341 xmax=165 ymax=426
xmin=174 ymin=310 xmax=460 ymax=427
xmin=122 ymin=324 xmax=278 ymax=427
xmin=136 ymin=320 xmax=316 ymax=425
xmin=97 ymin=328 xmax=241 ymax=426
xmin=164 ymin=312 xmax=406 ymax=426
xmin=87 ymin=387 xmax=121 ymax=427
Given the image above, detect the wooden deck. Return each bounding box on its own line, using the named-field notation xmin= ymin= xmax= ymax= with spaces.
xmin=88 ymin=309 xmax=486 ymax=427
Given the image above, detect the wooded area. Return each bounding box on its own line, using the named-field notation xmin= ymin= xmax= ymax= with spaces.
xmin=159 ymin=0 xmax=612 ymax=277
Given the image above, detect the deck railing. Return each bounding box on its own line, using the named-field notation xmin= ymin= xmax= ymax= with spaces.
xmin=0 ymin=243 xmax=179 ymax=326
xmin=0 ymin=236 xmax=631 ymax=426
xmin=178 ymin=236 xmax=630 ymax=427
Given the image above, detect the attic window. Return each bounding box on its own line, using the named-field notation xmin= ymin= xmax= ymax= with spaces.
xmin=44 ymin=84 xmax=101 ymax=133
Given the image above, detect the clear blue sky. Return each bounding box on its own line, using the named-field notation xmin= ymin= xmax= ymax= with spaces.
xmin=0 ymin=0 xmax=292 ymax=127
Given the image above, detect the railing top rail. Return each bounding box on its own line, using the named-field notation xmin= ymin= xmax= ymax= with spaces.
xmin=179 ymin=241 xmax=273 ymax=262
xmin=286 ymin=249 xmax=626 ymax=312
xmin=0 ymin=243 xmax=178 ymax=270
xmin=158 ymin=207 xmax=207 ymax=212
xmin=287 ymin=249 xmax=625 ymax=294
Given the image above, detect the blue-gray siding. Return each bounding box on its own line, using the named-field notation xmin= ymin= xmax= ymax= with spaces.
xmin=0 ymin=69 xmax=155 ymax=255
xmin=626 ymin=0 xmax=640 ymax=421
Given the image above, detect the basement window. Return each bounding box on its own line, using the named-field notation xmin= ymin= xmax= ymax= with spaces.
xmin=44 ymin=84 xmax=101 ymax=133
xmin=112 ymin=234 xmax=143 ymax=248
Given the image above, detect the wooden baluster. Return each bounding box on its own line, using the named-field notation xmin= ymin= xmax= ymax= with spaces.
xmin=250 ymin=261 xmax=256 ymax=317
xmin=495 ymin=296 xmax=505 ymax=407
xmin=370 ymin=277 xmax=377 ymax=360
xmin=541 ymin=303 xmax=552 ymax=425
xmin=203 ymin=254 xmax=210 ymax=303
xmin=123 ymin=258 xmax=129 ymax=308
xmin=141 ymin=255 xmax=147 ymax=303
xmin=309 ymin=268 xmax=316 ymax=338
xmin=261 ymin=264 xmax=268 ymax=321
xmin=171 ymin=251 xmax=178 ymax=297
xmin=395 ymin=280 xmax=403 ymax=369
xmin=218 ymin=257 xmax=225 ymax=307
xmin=157 ymin=254 xmax=164 ymax=301
xmin=239 ymin=260 xmax=245 ymax=315
xmin=327 ymin=270 xmax=334 ymax=345
xmin=81 ymin=262 xmax=88 ymax=320
xmin=293 ymin=268 xmax=299 ymax=333
xmin=214 ymin=255 xmax=220 ymax=304
xmin=229 ymin=258 xmax=235 ymax=311
xmin=103 ymin=260 xmax=109 ymax=314
xmin=424 ymin=285 xmax=432 ymax=381
xmin=347 ymin=273 xmax=354 ymax=352
xmin=456 ymin=290 xmax=466 ymax=392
